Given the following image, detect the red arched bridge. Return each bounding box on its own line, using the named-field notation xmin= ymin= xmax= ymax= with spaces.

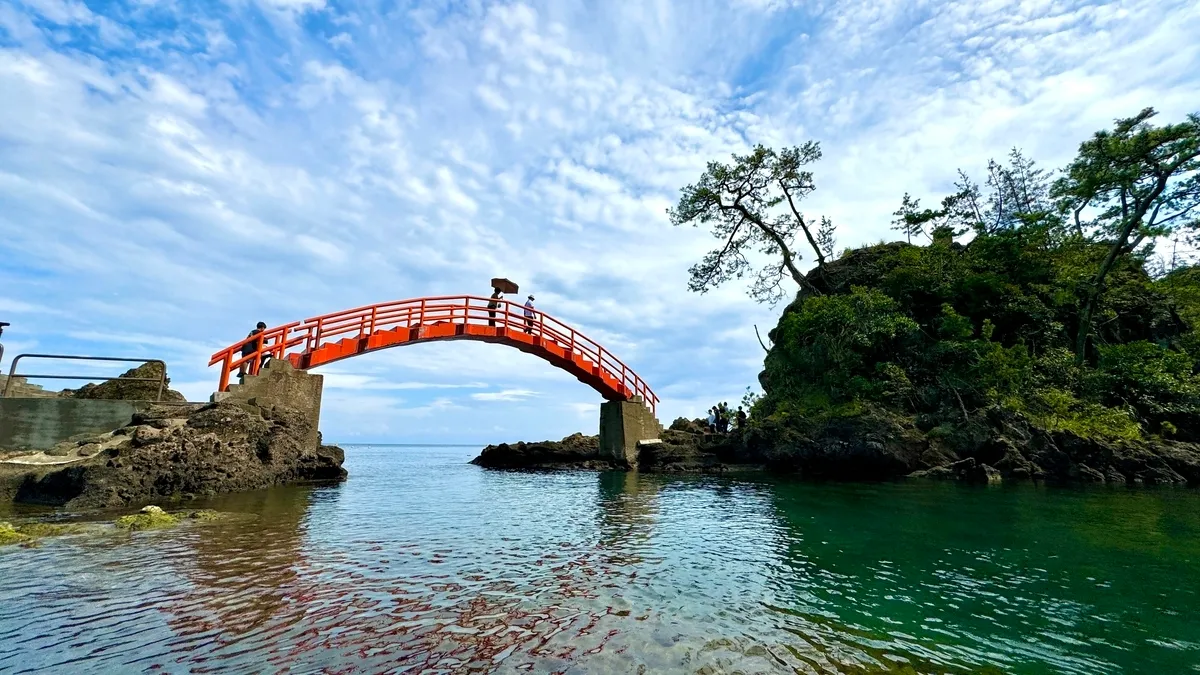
xmin=208 ymin=295 xmax=658 ymax=414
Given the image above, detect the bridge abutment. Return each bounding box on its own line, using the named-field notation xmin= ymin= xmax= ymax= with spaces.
xmin=599 ymin=397 xmax=662 ymax=468
xmin=212 ymin=360 xmax=324 ymax=449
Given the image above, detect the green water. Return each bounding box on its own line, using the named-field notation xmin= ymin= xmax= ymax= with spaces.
xmin=1 ymin=445 xmax=1198 ymax=673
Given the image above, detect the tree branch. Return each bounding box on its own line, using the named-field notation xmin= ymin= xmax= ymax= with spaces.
xmin=754 ymin=324 xmax=771 ymax=354
xmin=780 ymin=181 xmax=828 ymax=270
xmin=1072 ymin=197 xmax=1089 ymax=236
xmin=721 ymin=201 xmax=821 ymax=295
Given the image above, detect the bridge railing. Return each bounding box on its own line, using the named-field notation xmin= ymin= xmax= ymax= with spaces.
xmin=209 ymin=296 xmax=658 ymax=413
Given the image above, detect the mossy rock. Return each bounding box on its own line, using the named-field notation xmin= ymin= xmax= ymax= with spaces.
xmin=115 ymin=505 xmax=180 ymax=531
xmin=15 ymin=522 xmax=87 ymax=538
xmin=0 ymin=522 xmax=30 ymax=546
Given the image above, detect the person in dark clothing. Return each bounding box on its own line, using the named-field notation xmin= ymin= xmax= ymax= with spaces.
xmin=735 ymin=406 xmax=747 ymax=430
xmin=239 ymin=322 xmax=267 ymax=381
xmin=488 ymin=289 xmax=503 ymax=327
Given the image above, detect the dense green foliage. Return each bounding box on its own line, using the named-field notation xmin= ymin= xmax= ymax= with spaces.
xmin=740 ymin=109 xmax=1200 ymax=442
xmin=755 ymin=232 xmax=1200 ymax=440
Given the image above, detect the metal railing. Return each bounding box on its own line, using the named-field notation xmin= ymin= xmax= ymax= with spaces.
xmin=208 ymin=295 xmax=658 ymax=413
xmin=3 ymin=354 xmax=167 ymax=401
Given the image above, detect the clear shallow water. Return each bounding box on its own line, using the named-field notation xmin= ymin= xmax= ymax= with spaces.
xmin=1 ymin=446 xmax=1199 ymax=674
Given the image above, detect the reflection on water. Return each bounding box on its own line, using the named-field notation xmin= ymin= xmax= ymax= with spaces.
xmin=1 ymin=446 xmax=1199 ymax=673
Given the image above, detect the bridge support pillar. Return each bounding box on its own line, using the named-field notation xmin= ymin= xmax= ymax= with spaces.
xmin=211 ymin=360 xmax=324 ymax=450
xmin=599 ymin=397 xmax=661 ymax=468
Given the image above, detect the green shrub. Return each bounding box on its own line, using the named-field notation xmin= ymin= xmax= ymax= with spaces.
xmin=1022 ymin=389 xmax=1142 ymax=440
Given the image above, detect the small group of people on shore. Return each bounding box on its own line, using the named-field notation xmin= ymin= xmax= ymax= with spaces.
xmin=707 ymin=402 xmax=747 ymax=435
xmin=488 ymin=289 xmax=537 ymax=333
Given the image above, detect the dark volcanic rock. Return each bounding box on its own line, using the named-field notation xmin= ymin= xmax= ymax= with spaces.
xmin=906 ymin=406 xmax=1200 ymax=486
xmin=470 ymin=427 xmax=750 ymax=473
xmin=910 ymin=457 xmax=1002 ymax=484
xmin=636 ymin=430 xmax=738 ymax=473
xmin=471 ymin=433 xmax=613 ymax=469
xmin=472 ymin=403 xmax=1200 ymax=486
xmin=742 ymin=405 xmax=950 ymax=480
xmin=1 ymin=401 xmax=347 ymax=509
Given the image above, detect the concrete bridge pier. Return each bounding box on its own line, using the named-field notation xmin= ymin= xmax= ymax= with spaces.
xmin=599 ymin=397 xmax=662 ymax=468
xmin=212 ymin=360 xmax=324 ymax=449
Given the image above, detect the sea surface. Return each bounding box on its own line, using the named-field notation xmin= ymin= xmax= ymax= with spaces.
xmin=1 ymin=444 xmax=1198 ymax=674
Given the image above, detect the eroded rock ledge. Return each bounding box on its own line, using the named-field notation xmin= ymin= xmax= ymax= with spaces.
xmin=0 ymin=400 xmax=346 ymax=509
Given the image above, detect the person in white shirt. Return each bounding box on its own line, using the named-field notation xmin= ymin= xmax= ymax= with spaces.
xmin=523 ymin=295 xmax=536 ymax=334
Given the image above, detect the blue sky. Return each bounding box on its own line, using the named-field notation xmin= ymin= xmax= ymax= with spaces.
xmin=1 ymin=0 xmax=1197 ymax=445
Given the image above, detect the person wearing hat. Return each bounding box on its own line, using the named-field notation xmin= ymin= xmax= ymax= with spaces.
xmin=523 ymin=295 xmax=536 ymax=334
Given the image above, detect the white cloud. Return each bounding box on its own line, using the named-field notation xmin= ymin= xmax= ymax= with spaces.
xmin=328 ymin=32 xmax=352 ymax=50
xmin=471 ymin=389 xmax=538 ymax=402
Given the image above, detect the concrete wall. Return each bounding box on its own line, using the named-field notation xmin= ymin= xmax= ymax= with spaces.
xmin=214 ymin=359 xmax=323 ymax=448
xmin=0 ymin=398 xmax=150 ymax=450
xmin=599 ymin=397 xmax=662 ymax=467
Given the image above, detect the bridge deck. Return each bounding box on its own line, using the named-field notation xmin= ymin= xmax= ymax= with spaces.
xmin=208 ymin=295 xmax=657 ymax=413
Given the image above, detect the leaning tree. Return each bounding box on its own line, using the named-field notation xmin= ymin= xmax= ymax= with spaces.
xmin=668 ymin=143 xmax=836 ymax=306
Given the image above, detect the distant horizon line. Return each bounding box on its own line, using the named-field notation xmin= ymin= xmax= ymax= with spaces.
xmin=333 ymin=443 xmax=485 ymax=448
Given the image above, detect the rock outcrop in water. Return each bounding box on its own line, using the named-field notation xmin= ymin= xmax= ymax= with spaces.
xmin=0 ymin=400 xmax=347 ymax=509
xmin=471 ymin=433 xmax=610 ymax=469
xmin=471 ymin=426 xmax=755 ymax=473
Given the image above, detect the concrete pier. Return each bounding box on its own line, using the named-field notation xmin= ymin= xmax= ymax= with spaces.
xmin=212 ymin=359 xmax=324 ymax=449
xmin=598 ymin=397 xmax=662 ymax=468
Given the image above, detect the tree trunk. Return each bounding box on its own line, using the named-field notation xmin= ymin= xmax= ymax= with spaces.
xmin=1072 ymin=173 xmax=1173 ymax=365
xmin=732 ymin=202 xmax=821 ymax=295
xmin=1074 ymin=298 xmax=1096 ymax=365
xmin=1073 ymin=208 xmax=1147 ymax=365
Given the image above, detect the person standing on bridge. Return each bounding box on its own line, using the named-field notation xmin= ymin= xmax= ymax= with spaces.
xmin=239 ymin=322 xmax=267 ymax=382
xmin=523 ymin=295 xmax=536 ymax=334
xmin=488 ymin=289 xmax=503 ymax=327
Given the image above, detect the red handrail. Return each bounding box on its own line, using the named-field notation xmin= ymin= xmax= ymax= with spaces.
xmin=208 ymin=295 xmax=658 ymax=414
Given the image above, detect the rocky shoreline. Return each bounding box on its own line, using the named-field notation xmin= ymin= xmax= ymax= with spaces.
xmin=0 ymin=400 xmax=347 ymax=509
xmin=472 ymin=408 xmax=1200 ymax=486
